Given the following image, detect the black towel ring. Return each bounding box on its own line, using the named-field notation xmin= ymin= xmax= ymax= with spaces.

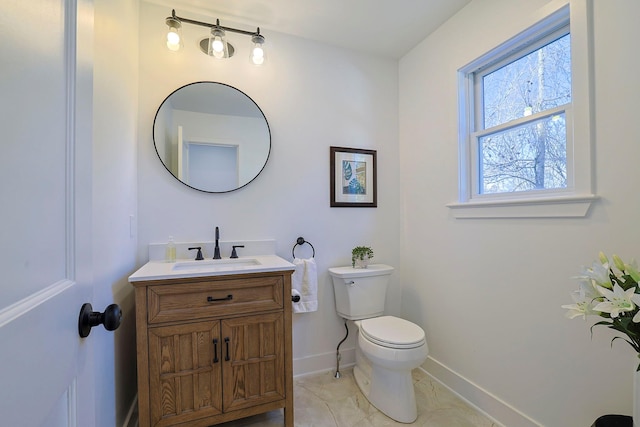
xmin=292 ymin=237 xmax=315 ymax=259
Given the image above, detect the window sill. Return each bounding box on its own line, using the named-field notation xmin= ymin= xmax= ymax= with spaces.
xmin=446 ymin=194 xmax=598 ymax=219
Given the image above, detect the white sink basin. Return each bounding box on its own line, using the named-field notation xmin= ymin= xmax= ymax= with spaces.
xmin=172 ymin=258 xmax=261 ymax=272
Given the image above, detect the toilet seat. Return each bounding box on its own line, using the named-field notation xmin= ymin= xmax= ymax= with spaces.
xmin=360 ymin=316 xmax=425 ymax=349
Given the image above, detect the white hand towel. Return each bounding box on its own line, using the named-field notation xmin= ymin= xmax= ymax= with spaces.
xmin=292 ymin=257 xmax=318 ymax=313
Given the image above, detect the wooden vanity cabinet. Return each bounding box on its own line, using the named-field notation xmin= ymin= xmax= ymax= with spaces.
xmin=131 ymin=269 xmax=295 ymax=427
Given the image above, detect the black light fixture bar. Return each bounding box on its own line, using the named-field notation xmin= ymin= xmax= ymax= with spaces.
xmin=170 ymin=9 xmax=262 ymax=38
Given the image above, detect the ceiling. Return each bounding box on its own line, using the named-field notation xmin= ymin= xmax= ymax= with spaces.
xmin=150 ymin=0 xmax=471 ymax=59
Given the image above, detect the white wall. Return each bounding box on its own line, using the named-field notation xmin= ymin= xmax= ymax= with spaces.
xmin=137 ymin=1 xmax=400 ymax=374
xmin=400 ymin=0 xmax=640 ymax=425
xmin=93 ymin=0 xmax=139 ymax=425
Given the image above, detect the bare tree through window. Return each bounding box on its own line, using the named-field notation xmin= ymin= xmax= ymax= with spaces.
xmin=478 ymin=33 xmax=571 ymax=194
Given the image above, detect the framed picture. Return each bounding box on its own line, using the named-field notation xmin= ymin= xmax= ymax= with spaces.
xmin=330 ymin=146 xmax=377 ymax=207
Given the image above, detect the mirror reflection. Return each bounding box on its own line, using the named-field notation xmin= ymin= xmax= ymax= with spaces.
xmin=153 ymin=82 xmax=271 ymax=193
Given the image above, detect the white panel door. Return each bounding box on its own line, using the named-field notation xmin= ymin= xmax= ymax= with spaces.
xmin=188 ymin=143 xmax=239 ymax=191
xmin=0 ymin=0 xmax=96 ymax=426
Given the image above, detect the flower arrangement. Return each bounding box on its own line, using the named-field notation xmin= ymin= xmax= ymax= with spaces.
xmin=352 ymin=246 xmax=374 ymax=268
xmin=563 ymin=252 xmax=640 ymax=369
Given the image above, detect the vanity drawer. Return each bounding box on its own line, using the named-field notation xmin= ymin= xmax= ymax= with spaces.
xmin=147 ymin=276 xmax=284 ymax=324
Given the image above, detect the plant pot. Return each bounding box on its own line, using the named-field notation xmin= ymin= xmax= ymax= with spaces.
xmin=354 ymin=257 xmax=370 ymax=269
xmin=592 ymin=414 xmax=632 ymax=427
xmin=634 ymin=368 xmax=640 ymax=426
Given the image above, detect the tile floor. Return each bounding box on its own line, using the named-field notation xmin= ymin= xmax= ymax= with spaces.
xmin=218 ymin=368 xmax=499 ymax=427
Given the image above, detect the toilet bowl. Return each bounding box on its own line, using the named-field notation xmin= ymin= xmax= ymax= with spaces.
xmin=354 ymin=316 xmax=428 ymax=423
xmin=328 ymin=265 xmax=429 ymax=423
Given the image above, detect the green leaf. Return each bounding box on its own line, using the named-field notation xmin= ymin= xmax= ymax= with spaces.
xmin=610 ymin=336 xmax=636 ymax=351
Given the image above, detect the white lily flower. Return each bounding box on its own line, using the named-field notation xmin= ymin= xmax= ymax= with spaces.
xmin=565 ymin=253 xmax=640 ymax=359
xmin=562 ymin=280 xmax=602 ymax=319
xmin=594 ymin=284 xmax=636 ymax=318
xmin=577 ymin=261 xmax=612 ymax=289
xmin=631 ymin=292 xmax=640 ymax=322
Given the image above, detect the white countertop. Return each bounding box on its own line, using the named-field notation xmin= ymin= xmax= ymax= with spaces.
xmin=129 ymin=254 xmax=295 ymax=282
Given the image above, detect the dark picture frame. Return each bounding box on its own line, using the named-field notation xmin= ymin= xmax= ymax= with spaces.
xmin=330 ymin=146 xmax=377 ymax=207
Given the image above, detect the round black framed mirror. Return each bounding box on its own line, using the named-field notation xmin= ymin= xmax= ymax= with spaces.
xmin=153 ymin=82 xmax=271 ymax=193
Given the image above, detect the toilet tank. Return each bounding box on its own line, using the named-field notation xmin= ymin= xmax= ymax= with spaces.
xmin=328 ymin=264 xmax=394 ymax=320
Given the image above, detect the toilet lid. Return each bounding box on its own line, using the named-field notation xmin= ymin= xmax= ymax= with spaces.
xmin=360 ymin=316 xmax=426 ymax=349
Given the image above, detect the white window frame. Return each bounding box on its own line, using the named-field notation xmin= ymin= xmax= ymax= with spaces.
xmin=448 ymin=0 xmax=597 ymax=219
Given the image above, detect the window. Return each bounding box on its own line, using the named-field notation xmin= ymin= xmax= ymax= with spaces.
xmin=451 ymin=2 xmax=596 ymax=218
xmin=478 ymin=31 xmax=570 ymax=195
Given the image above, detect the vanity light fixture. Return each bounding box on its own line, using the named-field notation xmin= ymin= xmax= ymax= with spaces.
xmin=165 ymin=16 xmax=183 ymax=51
xmin=209 ymin=27 xmax=228 ymax=59
xmin=250 ymin=34 xmax=266 ymax=65
xmin=165 ymin=9 xmax=267 ymax=66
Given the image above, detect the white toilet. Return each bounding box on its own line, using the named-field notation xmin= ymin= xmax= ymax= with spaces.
xmin=328 ymin=264 xmax=428 ymax=423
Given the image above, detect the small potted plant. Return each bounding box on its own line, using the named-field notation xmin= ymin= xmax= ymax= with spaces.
xmin=352 ymin=246 xmax=374 ymax=268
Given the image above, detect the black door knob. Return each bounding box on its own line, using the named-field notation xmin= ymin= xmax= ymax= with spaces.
xmin=78 ymin=303 xmax=122 ymax=338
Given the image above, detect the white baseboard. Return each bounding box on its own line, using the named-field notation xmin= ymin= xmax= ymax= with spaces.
xmin=293 ymin=347 xmax=355 ymax=378
xmin=422 ymin=356 xmax=542 ymax=427
xmin=122 ymin=394 xmax=138 ymax=427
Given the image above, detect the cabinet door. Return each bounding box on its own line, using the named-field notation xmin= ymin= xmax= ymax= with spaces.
xmin=222 ymin=312 xmax=285 ymax=412
xmin=148 ymin=321 xmax=222 ymax=427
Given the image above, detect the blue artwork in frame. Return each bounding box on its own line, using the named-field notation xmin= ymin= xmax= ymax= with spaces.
xmin=330 ymin=146 xmax=377 ymax=207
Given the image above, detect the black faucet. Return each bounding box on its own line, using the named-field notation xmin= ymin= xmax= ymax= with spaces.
xmin=213 ymin=226 xmax=221 ymax=259
xmin=188 ymin=246 xmax=204 ymax=260
xmin=230 ymin=245 xmax=244 ymax=259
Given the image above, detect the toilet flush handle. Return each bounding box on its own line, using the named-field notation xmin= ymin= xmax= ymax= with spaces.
xmin=345 ymin=280 xmax=356 ymax=287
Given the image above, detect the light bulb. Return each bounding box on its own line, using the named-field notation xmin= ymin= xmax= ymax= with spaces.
xmin=166 ymin=28 xmax=181 ymax=51
xmin=251 ymin=48 xmax=264 ymax=65
xmin=165 ymin=17 xmax=183 ymax=52
xmin=209 ymin=28 xmax=228 ymax=59
xmin=212 ymin=38 xmax=224 ymax=53
xmin=252 ymin=46 xmax=264 ymax=59
xmin=250 ymin=34 xmax=266 ymax=66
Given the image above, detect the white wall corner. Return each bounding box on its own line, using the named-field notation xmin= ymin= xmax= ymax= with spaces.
xmin=293 ymin=348 xmax=355 ymax=378
xmin=422 ymin=357 xmax=543 ymax=427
